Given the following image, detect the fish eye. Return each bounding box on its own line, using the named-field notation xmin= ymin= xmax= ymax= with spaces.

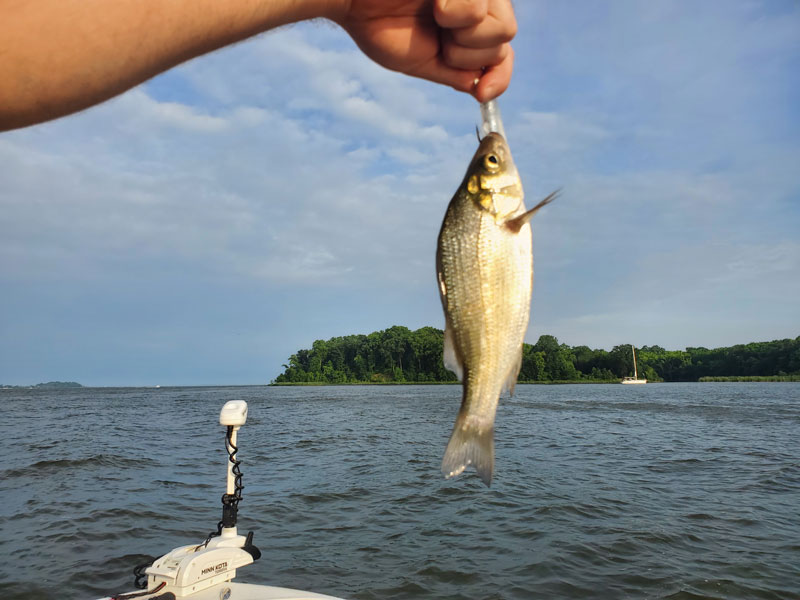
xmin=484 ymin=154 xmax=500 ymax=170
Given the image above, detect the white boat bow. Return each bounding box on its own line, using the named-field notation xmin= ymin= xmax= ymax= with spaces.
xmin=99 ymin=582 xmax=345 ymax=600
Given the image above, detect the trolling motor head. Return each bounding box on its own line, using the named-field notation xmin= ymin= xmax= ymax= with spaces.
xmin=220 ymin=400 xmax=248 ymax=427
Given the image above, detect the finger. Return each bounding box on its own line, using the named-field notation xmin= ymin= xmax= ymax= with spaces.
xmin=442 ymin=37 xmax=510 ymax=70
xmin=434 ymin=0 xmax=489 ymax=29
xmin=473 ymin=46 xmax=514 ymax=102
xmin=449 ymin=0 xmax=517 ymax=48
xmin=400 ymin=51 xmax=481 ymax=90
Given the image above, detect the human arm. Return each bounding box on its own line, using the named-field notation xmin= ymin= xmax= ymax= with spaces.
xmin=0 ymin=0 xmax=516 ymax=131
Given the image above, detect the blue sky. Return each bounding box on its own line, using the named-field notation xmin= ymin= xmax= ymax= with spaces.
xmin=1 ymin=1 xmax=798 ymax=386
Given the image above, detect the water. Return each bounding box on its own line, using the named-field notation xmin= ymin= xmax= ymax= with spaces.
xmin=1 ymin=383 xmax=798 ymax=600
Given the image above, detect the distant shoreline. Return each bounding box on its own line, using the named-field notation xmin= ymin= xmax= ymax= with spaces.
xmin=271 ymin=378 xmax=799 ymax=386
xmin=0 ymin=383 xmax=266 ymax=390
xmin=271 ymin=380 xmax=626 ymax=386
xmin=698 ymin=375 xmax=800 ymax=382
xmin=3 ymin=378 xmax=796 ymax=390
xmin=0 ymin=381 xmax=82 ymax=389
xmin=273 ymin=327 xmax=800 ymax=385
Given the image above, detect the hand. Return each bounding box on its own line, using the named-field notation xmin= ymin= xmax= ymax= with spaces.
xmin=334 ymin=0 xmax=517 ymax=102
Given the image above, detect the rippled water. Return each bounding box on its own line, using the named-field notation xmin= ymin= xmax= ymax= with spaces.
xmin=1 ymin=383 xmax=798 ymax=599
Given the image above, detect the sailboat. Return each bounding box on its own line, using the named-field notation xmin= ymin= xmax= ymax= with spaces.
xmin=621 ymin=345 xmax=647 ymax=384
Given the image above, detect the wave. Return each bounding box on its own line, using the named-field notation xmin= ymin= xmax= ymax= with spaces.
xmin=2 ymin=454 xmax=158 ymax=479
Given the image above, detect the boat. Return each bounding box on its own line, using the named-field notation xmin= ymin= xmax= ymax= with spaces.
xmin=621 ymin=345 xmax=647 ymax=384
xmin=97 ymin=400 xmax=347 ymax=600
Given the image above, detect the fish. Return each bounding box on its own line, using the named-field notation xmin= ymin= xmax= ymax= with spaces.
xmin=436 ymin=127 xmax=556 ymax=487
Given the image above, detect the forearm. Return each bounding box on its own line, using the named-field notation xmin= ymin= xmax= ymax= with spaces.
xmin=0 ymin=0 xmax=345 ymax=131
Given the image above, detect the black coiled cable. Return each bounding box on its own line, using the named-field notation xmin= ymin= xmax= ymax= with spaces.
xmin=221 ymin=424 xmax=245 ymax=525
xmin=132 ymin=557 xmax=156 ymax=590
xmin=198 ymin=425 xmax=244 ymax=548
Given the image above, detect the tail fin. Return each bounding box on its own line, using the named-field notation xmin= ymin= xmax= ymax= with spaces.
xmin=441 ymin=416 xmax=495 ymax=487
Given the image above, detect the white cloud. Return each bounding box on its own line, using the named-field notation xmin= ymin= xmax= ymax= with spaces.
xmin=117 ymin=89 xmax=230 ymax=132
xmin=712 ymin=241 xmax=800 ymax=285
xmin=0 ymin=66 xmax=466 ymax=292
xmin=2 ymin=7 xmax=798 ymax=384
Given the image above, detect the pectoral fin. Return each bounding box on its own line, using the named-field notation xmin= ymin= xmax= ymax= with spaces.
xmin=502 ymin=346 xmax=523 ymax=396
xmin=505 ymin=189 xmax=560 ymax=234
xmin=442 ymin=319 xmax=464 ymax=381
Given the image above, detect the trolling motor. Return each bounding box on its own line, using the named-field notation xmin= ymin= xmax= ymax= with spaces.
xmin=124 ymin=401 xmax=261 ymax=598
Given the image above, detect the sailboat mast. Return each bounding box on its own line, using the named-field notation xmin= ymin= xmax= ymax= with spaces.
xmin=631 ymin=344 xmax=638 ymax=379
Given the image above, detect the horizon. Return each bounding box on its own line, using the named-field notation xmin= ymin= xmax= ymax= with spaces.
xmin=3 ymin=329 xmax=797 ymax=388
xmin=2 ymin=2 xmax=799 ymax=387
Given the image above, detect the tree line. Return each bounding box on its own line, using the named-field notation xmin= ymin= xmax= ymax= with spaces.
xmin=272 ymin=326 xmax=800 ymax=384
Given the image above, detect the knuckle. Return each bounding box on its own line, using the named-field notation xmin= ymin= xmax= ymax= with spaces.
xmin=436 ymin=0 xmax=487 ymax=28
xmin=502 ymin=17 xmax=518 ymax=41
xmin=455 ymin=0 xmax=488 ymax=24
xmin=491 ymin=0 xmax=518 ymax=41
xmin=466 ymin=3 xmax=487 ymax=24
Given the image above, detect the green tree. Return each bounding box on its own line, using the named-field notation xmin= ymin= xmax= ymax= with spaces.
xmin=273 ymin=329 xmax=800 ymax=384
xmin=520 ymin=345 xmax=546 ymax=381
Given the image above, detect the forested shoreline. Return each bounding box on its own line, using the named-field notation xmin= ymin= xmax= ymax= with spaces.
xmin=273 ymin=326 xmax=800 ymax=384
xmin=0 ymin=381 xmax=83 ymax=389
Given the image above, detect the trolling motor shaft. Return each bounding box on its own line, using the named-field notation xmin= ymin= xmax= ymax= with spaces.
xmin=219 ymin=400 xmax=248 ymax=531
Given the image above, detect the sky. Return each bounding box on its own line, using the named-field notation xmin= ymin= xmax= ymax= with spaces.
xmin=1 ymin=1 xmax=799 ymax=386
